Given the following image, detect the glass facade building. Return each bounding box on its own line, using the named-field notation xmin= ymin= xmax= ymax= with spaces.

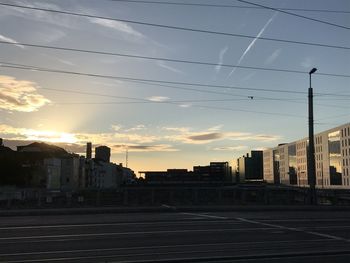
xmin=263 ymin=123 xmax=350 ymax=189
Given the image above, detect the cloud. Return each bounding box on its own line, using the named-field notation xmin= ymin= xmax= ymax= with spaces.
xmin=125 ymin=124 xmax=146 ymax=131
xmin=41 ymin=53 xmax=75 ymax=66
xmin=0 ymin=34 xmax=24 ymax=49
xmin=188 ymin=132 xmax=223 ymax=141
xmin=213 ymin=146 xmax=248 ymax=151
xmin=166 ymin=131 xmax=224 ymax=144
xmin=226 ymin=132 xmax=281 ymax=142
xmin=301 ymin=57 xmax=313 ymax=69
xmin=0 ymin=75 xmax=50 ymax=112
xmin=2 ymin=1 xmax=68 ymax=27
xmin=227 ymin=12 xmax=278 ymax=78
xmin=111 ymin=124 xmax=122 ymax=131
xmin=157 ymin=61 xmax=184 ymax=74
xmin=162 ymin=127 xmax=190 ymax=133
xmin=215 ymin=46 xmax=228 ymax=73
xmin=0 ymin=124 xmax=77 ymax=143
xmin=76 ymin=132 xmax=157 ymax=144
xmin=264 ymin=48 xmax=281 ymax=65
xmin=112 ymin=144 xmax=178 ymax=153
xmin=165 ymin=128 xmax=281 ymax=145
xmin=147 ymin=96 xmax=170 ymax=102
xmin=208 ymin=125 xmax=223 ymax=131
xmin=89 ymin=18 xmax=144 ymax=39
xmin=179 ymin=104 xmax=191 ymax=108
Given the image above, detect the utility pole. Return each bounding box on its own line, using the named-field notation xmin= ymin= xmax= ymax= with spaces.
xmin=308 ymin=67 xmax=317 ymax=205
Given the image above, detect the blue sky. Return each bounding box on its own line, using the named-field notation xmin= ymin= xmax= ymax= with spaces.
xmin=0 ymin=0 xmax=349 ymax=173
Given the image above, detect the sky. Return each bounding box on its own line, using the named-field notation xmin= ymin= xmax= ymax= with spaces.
xmin=0 ymin=0 xmax=349 ymax=174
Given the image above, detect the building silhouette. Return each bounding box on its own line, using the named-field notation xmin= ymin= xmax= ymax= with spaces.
xmin=236 ymin=151 xmax=263 ymax=183
xmin=95 ymin=146 xmax=111 ymax=163
xmin=86 ymin=142 xmax=92 ymax=159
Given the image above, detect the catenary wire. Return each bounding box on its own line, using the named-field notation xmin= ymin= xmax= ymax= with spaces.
xmin=0 ymin=62 xmax=345 ymax=115
xmin=108 ymin=0 xmax=350 ymax=14
xmin=0 ymin=62 xmax=309 ymax=95
xmin=236 ymin=0 xmax=350 ymax=30
xmin=39 ymin=87 xmax=306 ymax=118
xmin=1 ymin=61 xmax=349 ymax=98
xmin=0 ymin=2 xmax=349 ymax=50
xmin=2 ymin=61 xmax=349 ymax=112
xmin=1 ymin=41 xmax=349 ymax=78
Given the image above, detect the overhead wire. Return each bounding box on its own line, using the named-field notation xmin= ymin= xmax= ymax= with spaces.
xmin=236 ymin=0 xmax=350 ymax=30
xmin=1 ymin=41 xmax=349 ymax=78
xmin=0 ymin=61 xmax=311 ymax=96
xmin=108 ymin=0 xmax=350 ymax=14
xmin=1 ymin=61 xmax=349 ymax=99
xmin=1 ymin=61 xmax=349 ymax=114
xmin=0 ymin=2 xmax=349 ymax=50
xmin=38 ymin=87 xmax=306 ymax=118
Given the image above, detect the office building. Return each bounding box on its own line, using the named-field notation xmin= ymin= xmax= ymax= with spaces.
xmin=263 ymin=123 xmax=350 ymax=189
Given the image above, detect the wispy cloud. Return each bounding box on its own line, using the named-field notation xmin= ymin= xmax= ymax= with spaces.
xmin=226 ymin=132 xmax=281 ymax=142
xmin=0 ymin=34 xmax=24 ymax=49
xmin=165 ymin=128 xmax=281 ymax=145
xmin=162 ymin=126 xmax=190 ymax=133
xmin=178 ymin=104 xmax=191 ymax=108
xmin=147 ymin=96 xmax=170 ymax=102
xmin=126 ymin=124 xmax=146 ymax=132
xmin=215 ymin=46 xmax=228 ymax=73
xmin=0 ymin=123 xmax=179 ymax=153
xmin=2 ymin=1 xmax=70 ymax=28
xmin=227 ymin=12 xmax=278 ymax=78
xmin=0 ymin=75 xmax=50 ymax=112
xmin=301 ymin=57 xmax=313 ymax=68
xmin=89 ymin=18 xmax=144 ymax=39
xmin=264 ymin=48 xmax=282 ymax=65
xmin=208 ymin=125 xmax=223 ymax=131
xmin=113 ymin=144 xmax=178 ymax=153
xmin=41 ymin=53 xmax=75 ymax=66
xmin=0 ymin=124 xmax=76 ymax=143
xmin=187 ymin=132 xmax=223 ymax=142
xmin=213 ymin=146 xmax=248 ymax=151
xmin=157 ymin=61 xmax=184 ymax=74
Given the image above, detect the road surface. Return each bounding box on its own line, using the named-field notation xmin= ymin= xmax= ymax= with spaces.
xmin=1 ymin=209 xmax=350 ymax=262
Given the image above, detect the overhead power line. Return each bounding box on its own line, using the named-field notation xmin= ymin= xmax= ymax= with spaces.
xmin=0 ymin=61 xmax=310 ymax=95
xmin=1 ymin=2 xmax=349 ymax=50
xmin=109 ymin=0 xmax=350 ymax=14
xmin=40 ymin=87 xmax=306 ymax=118
xmin=1 ymin=61 xmax=349 ymax=99
xmin=1 ymin=41 xmax=349 ymax=78
xmin=236 ymin=0 xmax=350 ymax=30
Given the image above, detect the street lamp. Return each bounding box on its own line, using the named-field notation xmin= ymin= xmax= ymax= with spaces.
xmin=308 ymin=67 xmax=317 ymax=205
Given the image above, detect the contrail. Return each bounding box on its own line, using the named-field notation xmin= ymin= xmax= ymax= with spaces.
xmin=227 ymin=11 xmax=278 ymax=78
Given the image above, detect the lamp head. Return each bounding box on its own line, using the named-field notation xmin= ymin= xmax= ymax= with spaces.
xmin=309 ymin=68 xmax=317 ymax=75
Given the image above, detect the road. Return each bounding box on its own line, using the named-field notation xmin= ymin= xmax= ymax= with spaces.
xmin=1 ymin=209 xmax=350 ymax=262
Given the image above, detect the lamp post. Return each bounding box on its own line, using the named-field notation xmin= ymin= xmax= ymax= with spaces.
xmin=308 ymin=67 xmax=317 ymax=205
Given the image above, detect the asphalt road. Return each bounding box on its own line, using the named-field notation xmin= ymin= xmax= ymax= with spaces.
xmin=1 ymin=209 xmax=350 ymax=262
